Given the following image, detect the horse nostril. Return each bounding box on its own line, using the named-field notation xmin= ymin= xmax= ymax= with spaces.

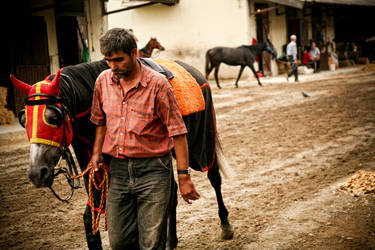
xmin=40 ymin=167 xmax=49 ymax=180
xmin=28 ymin=166 xmax=51 ymax=187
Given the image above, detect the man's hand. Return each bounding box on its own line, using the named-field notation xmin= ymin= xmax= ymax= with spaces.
xmin=89 ymin=125 xmax=106 ymax=172
xmin=173 ymin=134 xmax=200 ymax=203
xmin=178 ymin=174 xmax=200 ymax=204
xmin=88 ymin=153 xmax=104 ymax=172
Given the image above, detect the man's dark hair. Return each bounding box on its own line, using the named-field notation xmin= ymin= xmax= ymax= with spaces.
xmin=99 ymin=28 xmax=137 ymax=56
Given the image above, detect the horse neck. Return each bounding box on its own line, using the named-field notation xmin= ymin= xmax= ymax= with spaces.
xmin=58 ymin=74 xmax=81 ymax=119
xmin=140 ymin=42 xmax=153 ymax=57
xmin=248 ymin=43 xmax=267 ymax=56
xmin=58 ymin=60 xmax=108 ymax=119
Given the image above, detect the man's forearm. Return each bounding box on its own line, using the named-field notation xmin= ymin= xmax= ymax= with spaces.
xmin=172 ymin=134 xmax=189 ymax=171
xmin=93 ymin=125 xmax=106 ymax=156
xmin=173 ymin=134 xmax=200 ymax=203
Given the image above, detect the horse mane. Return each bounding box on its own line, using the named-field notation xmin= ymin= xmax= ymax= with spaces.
xmin=241 ymin=43 xmax=266 ymax=50
xmin=139 ymin=41 xmax=150 ymax=53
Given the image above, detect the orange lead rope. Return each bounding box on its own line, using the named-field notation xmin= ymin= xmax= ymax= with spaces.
xmin=70 ymin=164 xmax=109 ymax=234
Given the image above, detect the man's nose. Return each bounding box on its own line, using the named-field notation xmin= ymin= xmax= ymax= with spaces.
xmin=108 ymin=62 xmax=118 ymax=71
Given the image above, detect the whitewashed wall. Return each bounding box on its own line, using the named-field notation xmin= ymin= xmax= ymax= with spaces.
xmin=86 ymin=0 xmax=108 ymax=61
xmin=108 ymin=0 xmax=256 ymax=80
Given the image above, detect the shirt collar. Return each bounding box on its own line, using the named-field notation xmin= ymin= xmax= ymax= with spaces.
xmin=109 ymin=58 xmax=147 ymax=88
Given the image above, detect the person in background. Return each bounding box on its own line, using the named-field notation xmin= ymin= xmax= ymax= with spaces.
xmin=302 ymin=45 xmax=312 ymax=66
xmin=286 ymin=34 xmax=299 ymax=82
xmin=309 ymin=41 xmax=320 ymax=72
xmin=89 ymin=28 xmax=200 ymax=249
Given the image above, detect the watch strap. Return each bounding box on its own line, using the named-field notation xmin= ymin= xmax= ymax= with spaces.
xmin=177 ymin=169 xmax=190 ymax=175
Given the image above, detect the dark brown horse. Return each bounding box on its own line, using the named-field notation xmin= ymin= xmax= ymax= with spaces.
xmin=10 ymin=58 xmax=233 ymax=249
xmin=205 ymin=40 xmax=277 ymax=88
xmin=138 ymin=37 xmax=165 ymax=58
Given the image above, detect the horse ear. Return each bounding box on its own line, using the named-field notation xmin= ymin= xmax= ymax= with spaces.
xmin=10 ymin=74 xmax=32 ymax=96
xmin=50 ymin=69 xmax=61 ymax=96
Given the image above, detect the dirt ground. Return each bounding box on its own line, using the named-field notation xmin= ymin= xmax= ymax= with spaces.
xmin=1 ymin=66 xmax=375 ymax=249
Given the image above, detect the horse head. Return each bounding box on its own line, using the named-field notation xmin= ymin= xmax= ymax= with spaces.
xmin=149 ymin=37 xmax=165 ymax=51
xmin=10 ymin=71 xmax=73 ymax=188
xmin=265 ymin=39 xmax=277 ymax=59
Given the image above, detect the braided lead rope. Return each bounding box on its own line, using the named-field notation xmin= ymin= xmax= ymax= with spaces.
xmin=70 ymin=164 xmax=109 ymax=234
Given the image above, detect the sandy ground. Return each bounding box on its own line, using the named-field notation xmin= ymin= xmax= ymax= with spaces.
xmin=1 ymin=66 xmax=375 ymax=249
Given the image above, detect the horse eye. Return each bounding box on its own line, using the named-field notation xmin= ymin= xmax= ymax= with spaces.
xmin=18 ymin=109 xmax=26 ymax=128
xmin=45 ymin=107 xmax=63 ymax=126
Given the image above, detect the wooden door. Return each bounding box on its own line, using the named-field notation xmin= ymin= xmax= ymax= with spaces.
xmin=8 ymin=16 xmax=50 ymax=114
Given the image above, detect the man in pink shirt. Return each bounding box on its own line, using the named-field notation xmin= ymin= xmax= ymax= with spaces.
xmin=89 ymin=28 xmax=200 ymax=249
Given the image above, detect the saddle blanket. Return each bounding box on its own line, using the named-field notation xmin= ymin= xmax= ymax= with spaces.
xmin=155 ymin=58 xmax=205 ymax=116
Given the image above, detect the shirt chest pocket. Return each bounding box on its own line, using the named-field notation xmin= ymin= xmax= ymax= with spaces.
xmin=127 ymin=108 xmax=156 ymax=135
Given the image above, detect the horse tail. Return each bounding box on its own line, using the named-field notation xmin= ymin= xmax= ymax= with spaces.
xmin=205 ymin=49 xmax=212 ymax=78
xmin=215 ymin=132 xmax=234 ymax=179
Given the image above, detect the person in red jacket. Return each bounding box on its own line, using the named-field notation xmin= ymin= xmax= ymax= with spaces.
xmin=302 ymin=50 xmax=312 ymax=65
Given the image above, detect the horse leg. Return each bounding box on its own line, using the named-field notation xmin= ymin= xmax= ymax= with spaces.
xmin=234 ymin=66 xmax=246 ymax=88
xmin=207 ymin=161 xmax=234 ymax=239
xmin=206 ymin=65 xmax=214 ymax=80
xmin=248 ymin=64 xmax=262 ymax=86
xmin=166 ymin=178 xmax=178 ymax=250
xmin=214 ymin=64 xmax=222 ymax=89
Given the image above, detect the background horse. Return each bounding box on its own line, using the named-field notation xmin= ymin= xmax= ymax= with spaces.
xmin=138 ymin=37 xmax=165 ymax=58
xmin=10 ymin=58 xmax=233 ymax=249
xmin=205 ymin=40 xmax=277 ymax=88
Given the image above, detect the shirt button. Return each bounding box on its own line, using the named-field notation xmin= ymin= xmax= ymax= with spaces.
xmin=120 ymin=132 xmax=124 ymax=136
xmin=119 ymin=147 xmax=123 ymax=151
xmin=121 ymin=116 xmax=125 ymax=120
xmin=122 ymin=101 xmax=126 ymax=105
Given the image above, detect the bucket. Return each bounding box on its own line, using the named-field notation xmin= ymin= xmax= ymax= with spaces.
xmin=329 ymin=63 xmax=336 ymax=71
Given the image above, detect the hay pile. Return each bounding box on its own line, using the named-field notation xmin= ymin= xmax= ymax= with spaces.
xmin=340 ymin=170 xmax=375 ymax=195
xmin=0 ymin=87 xmax=15 ymax=125
xmin=357 ymin=57 xmax=370 ymax=65
xmin=362 ymin=63 xmax=375 ymax=72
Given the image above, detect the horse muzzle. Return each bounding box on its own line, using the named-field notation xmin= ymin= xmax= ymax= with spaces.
xmin=28 ymin=144 xmax=61 ymax=188
xmin=28 ymin=164 xmax=54 ymax=188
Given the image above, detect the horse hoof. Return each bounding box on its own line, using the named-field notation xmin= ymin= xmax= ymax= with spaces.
xmin=221 ymin=224 xmax=234 ymax=240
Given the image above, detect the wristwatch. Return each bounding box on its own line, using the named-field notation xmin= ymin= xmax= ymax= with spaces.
xmin=177 ymin=168 xmax=191 ymax=176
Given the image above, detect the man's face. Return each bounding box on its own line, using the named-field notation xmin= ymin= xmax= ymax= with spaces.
xmin=311 ymin=42 xmax=316 ymax=48
xmin=104 ymin=49 xmax=137 ymax=78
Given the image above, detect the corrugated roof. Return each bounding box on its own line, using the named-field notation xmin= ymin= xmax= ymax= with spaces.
xmin=266 ymin=0 xmax=375 ymax=9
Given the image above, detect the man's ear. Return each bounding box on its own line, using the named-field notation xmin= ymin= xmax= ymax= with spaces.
xmin=131 ymin=48 xmax=138 ymax=57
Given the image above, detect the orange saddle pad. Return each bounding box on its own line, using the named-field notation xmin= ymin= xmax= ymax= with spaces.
xmin=155 ymin=58 xmax=205 ymax=116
